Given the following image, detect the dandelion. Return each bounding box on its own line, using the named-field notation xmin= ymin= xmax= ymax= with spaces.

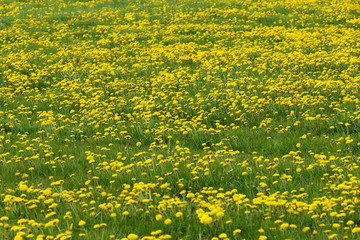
xmin=333 ymin=223 xmax=340 ymax=228
xmin=219 ymin=233 xmax=227 ymax=238
xmin=0 ymin=216 xmax=9 ymax=221
xmin=328 ymin=234 xmax=337 ymax=240
xmin=186 ymin=193 xmax=195 ymax=198
xmin=127 ymin=234 xmax=138 ymax=240
xmin=202 ymin=216 xmax=213 ymax=224
xmin=19 ymin=183 xmax=28 ymax=191
xmin=233 ymin=229 xmax=241 ymax=235
xmin=280 ymin=223 xmax=289 ymax=230
xmin=216 ymin=212 xmax=225 ymax=218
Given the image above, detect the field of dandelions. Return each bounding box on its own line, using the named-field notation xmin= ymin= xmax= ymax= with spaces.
xmin=1 ymin=0 xmax=360 ymax=239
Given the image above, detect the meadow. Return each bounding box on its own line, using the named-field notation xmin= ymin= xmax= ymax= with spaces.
xmin=1 ymin=0 xmax=360 ymax=239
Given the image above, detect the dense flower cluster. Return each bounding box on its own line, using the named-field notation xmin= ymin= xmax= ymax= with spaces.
xmin=1 ymin=0 xmax=360 ymax=239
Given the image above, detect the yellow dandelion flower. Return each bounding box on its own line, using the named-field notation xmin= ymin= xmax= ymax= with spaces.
xmin=19 ymin=184 xmax=28 ymax=191
xmin=128 ymin=234 xmax=138 ymax=240
xmin=328 ymin=234 xmax=337 ymax=240
xmin=186 ymin=193 xmax=195 ymax=198
xmin=219 ymin=233 xmax=227 ymax=238
xmin=233 ymin=229 xmax=241 ymax=235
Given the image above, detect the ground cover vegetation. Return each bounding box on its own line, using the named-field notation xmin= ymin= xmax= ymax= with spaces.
xmin=1 ymin=0 xmax=360 ymax=239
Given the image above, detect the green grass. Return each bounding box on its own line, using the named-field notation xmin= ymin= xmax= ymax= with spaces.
xmin=2 ymin=0 xmax=360 ymax=239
